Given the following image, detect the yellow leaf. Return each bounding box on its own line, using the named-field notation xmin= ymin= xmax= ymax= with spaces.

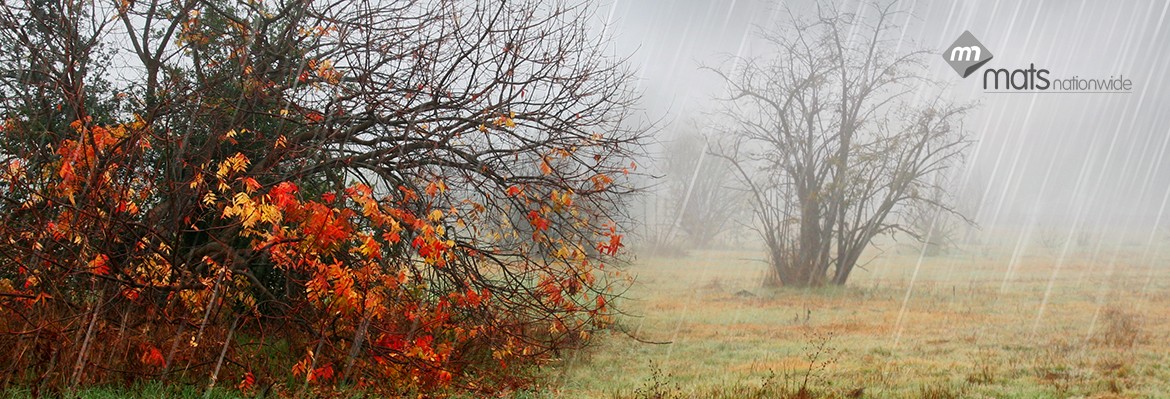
xmin=259 ymin=204 xmax=281 ymax=224
xmin=230 ymin=153 xmax=250 ymax=171
xmin=358 ymin=236 xmax=382 ymax=259
xmin=428 ymin=209 xmax=443 ymax=222
xmin=233 ymin=192 xmax=251 ymax=206
xmin=189 ymin=174 xmax=203 ymax=189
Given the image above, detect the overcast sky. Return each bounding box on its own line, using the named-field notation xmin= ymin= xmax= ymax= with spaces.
xmin=602 ymin=0 xmax=1170 ymax=238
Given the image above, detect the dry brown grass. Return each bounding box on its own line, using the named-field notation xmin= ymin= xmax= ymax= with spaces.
xmin=1097 ymin=305 xmax=1142 ymax=349
xmin=544 ymin=246 xmax=1170 ymax=398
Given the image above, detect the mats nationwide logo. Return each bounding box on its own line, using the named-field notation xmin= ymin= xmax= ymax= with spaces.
xmin=943 ymin=31 xmax=1132 ymax=93
xmin=943 ymin=31 xmax=993 ymax=78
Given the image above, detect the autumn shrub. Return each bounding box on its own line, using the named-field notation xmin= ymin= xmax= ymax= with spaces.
xmin=0 ymin=0 xmax=645 ymax=395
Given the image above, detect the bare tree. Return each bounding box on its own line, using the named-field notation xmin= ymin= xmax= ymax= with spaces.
xmin=903 ymin=174 xmax=969 ymax=256
xmin=708 ymin=2 xmax=971 ymax=287
xmin=660 ymin=126 xmax=747 ymax=248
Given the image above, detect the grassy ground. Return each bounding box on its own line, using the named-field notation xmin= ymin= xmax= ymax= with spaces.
xmin=538 ymin=246 xmax=1170 ymax=399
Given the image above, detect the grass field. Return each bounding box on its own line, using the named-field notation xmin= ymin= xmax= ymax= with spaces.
xmin=536 ymin=246 xmax=1170 ymax=399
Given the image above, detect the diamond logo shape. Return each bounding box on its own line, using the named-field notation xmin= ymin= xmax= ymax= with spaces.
xmin=943 ymin=31 xmax=993 ymax=78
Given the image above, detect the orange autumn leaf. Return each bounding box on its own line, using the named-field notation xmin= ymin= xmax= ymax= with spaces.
xmin=551 ymin=190 xmax=573 ymax=210
xmin=358 ymin=235 xmax=382 ymax=259
xmin=425 ymin=180 xmax=446 ymax=197
xmin=398 ymin=185 xmax=418 ymax=201
xmin=590 ymin=173 xmax=613 ymax=190
xmin=597 ymin=232 xmax=622 ymax=256
xmin=241 ymin=177 xmax=262 ymax=193
xmin=90 ymin=254 xmax=110 ymax=275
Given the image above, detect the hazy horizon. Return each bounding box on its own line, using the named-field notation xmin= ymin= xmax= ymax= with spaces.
xmin=603 ymin=0 xmax=1170 ymax=243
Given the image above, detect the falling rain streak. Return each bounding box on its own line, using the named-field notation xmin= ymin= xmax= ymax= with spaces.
xmin=580 ymin=0 xmax=1170 ymax=396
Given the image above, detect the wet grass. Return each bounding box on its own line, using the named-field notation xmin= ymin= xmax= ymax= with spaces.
xmin=540 ymin=246 xmax=1170 ymax=398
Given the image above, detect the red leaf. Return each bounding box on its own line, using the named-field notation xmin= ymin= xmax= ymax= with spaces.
xmin=269 ymin=182 xmax=300 ymax=211
xmin=305 ymin=111 xmax=325 ymax=123
xmin=376 ymin=332 xmax=408 ymax=352
xmin=309 ymin=364 xmax=334 ymax=383
xmin=238 ymin=371 xmax=255 ymax=391
xmin=527 ymin=210 xmax=549 ymax=231
xmin=140 ymin=345 xmax=165 ymax=367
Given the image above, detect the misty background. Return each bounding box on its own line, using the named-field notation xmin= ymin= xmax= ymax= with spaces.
xmin=599 ymin=0 xmax=1170 ymax=248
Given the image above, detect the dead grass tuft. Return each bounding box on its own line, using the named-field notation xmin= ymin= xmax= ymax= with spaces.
xmin=917 ymin=381 xmax=967 ymax=399
xmin=965 ymin=348 xmax=998 ymax=384
xmin=1097 ymin=305 xmax=1141 ymax=349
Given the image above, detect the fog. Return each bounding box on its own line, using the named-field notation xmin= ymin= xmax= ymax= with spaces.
xmin=4 ymin=0 xmax=1168 ymax=395
xmin=603 ymin=0 xmax=1170 ymax=244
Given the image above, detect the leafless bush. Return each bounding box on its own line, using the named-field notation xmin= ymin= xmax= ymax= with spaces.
xmin=1097 ymin=306 xmax=1141 ymax=349
xmin=630 ymin=361 xmax=682 ymax=399
xmin=966 ymin=348 xmax=999 ymax=384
